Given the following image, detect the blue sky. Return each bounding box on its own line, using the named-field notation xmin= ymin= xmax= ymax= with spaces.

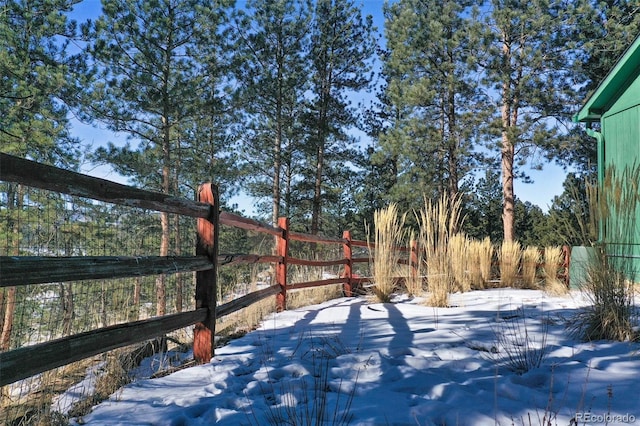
xmin=69 ymin=0 xmax=571 ymax=215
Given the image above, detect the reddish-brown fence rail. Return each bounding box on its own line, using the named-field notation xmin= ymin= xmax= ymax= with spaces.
xmin=0 ymin=153 xmax=375 ymax=386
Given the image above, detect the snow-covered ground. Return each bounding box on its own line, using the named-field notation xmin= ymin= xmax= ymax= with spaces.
xmin=72 ymin=289 xmax=640 ymax=425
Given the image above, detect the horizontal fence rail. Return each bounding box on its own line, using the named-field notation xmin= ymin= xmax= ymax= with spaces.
xmin=0 ymin=256 xmax=214 ymax=287
xmin=0 ymin=153 xmax=212 ymax=218
xmin=0 ymin=309 xmax=208 ymax=386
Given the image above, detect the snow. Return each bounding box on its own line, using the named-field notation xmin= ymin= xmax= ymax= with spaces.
xmin=72 ymin=289 xmax=640 ymax=425
xmin=52 ymin=363 xmax=104 ymax=415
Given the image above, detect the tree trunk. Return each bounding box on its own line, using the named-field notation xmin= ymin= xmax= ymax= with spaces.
xmin=133 ymin=277 xmax=141 ymax=321
xmin=283 ymin=143 xmax=293 ymax=218
xmin=501 ymin=109 xmax=515 ymax=242
xmin=272 ymin=62 xmax=283 ymax=227
xmin=311 ymin=138 xmax=324 ymax=235
xmin=0 ymin=184 xmax=22 ymax=350
xmin=101 ymin=281 xmax=108 ymax=327
xmin=273 ymin=129 xmax=282 ymax=228
xmin=0 ymin=287 xmax=16 ymax=350
xmin=157 ymin=29 xmax=174 ymax=317
xmin=311 ymin=75 xmax=331 ymax=235
xmin=157 ymin=117 xmax=171 ymax=317
xmin=174 ymin=219 xmax=183 ymax=313
xmin=61 ymin=283 xmax=74 ymax=336
xmin=501 ymin=38 xmax=515 ymax=242
xmin=0 ymin=288 xmax=5 ymax=335
xmin=447 ymin=80 xmax=459 ymax=201
xmin=174 ymin=145 xmax=183 ymax=313
xmin=157 ymin=213 xmax=169 ymax=317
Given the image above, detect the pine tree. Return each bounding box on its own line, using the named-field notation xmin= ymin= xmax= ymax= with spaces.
xmin=514 ymin=200 xmax=548 ymax=246
xmin=84 ymin=0 xmax=232 ymax=316
xmin=576 ymin=1 xmax=640 ymax=94
xmin=0 ymin=0 xmax=82 ymax=351
xmin=463 ymin=169 xmax=504 ymax=242
xmin=380 ymin=0 xmax=488 ymax=211
xmin=232 ymin=0 xmax=311 ymax=226
xmin=545 ymin=172 xmax=591 ymax=246
xmin=305 ymin=0 xmax=377 ymax=234
xmin=0 ymin=0 xmax=80 ymax=162
xmin=545 ymin=1 xmax=640 ymax=177
xmin=480 ymin=0 xmax=585 ymax=241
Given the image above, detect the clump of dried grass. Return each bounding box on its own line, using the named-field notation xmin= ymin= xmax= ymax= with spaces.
xmin=449 ymin=233 xmax=470 ymax=292
xmin=367 ymin=203 xmax=406 ymax=303
xmin=467 ymin=237 xmax=494 ymax=289
xmin=492 ymin=310 xmax=550 ymax=374
xmin=479 ymin=237 xmax=494 ymax=287
xmin=570 ymin=244 xmax=637 ymax=341
xmin=417 ymin=194 xmax=463 ymax=307
xmin=499 ymin=240 xmax=521 ymax=287
xmin=216 ymin=297 xmax=276 ymax=337
xmin=247 ymin=334 xmax=357 ymax=426
xmin=521 ymin=246 xmax=540 ymax=289
xmin=467 ymin=239 xmax=484 ymax=289
xmin=543 ymin=246 xmax=567 ymax=296
xmin=570 ymin=165 xmax=640 ymax=341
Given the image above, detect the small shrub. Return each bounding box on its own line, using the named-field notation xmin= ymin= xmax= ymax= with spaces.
xmin=493 ymin=309 xmax=549 ymax=374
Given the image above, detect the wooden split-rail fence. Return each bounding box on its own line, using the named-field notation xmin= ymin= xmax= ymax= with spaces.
xmin=0 ymin=153 xmax=390 ymax=387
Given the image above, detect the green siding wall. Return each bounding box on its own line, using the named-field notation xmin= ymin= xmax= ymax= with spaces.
xmin=603 ymin=106 xmax=640 ymax=170
xmin=600 ymin=75 xmax=640 ymax=282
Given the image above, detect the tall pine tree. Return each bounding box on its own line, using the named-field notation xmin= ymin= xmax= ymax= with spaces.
xmin=481 ymin=0 xmax=584 ymax=241
xmin=84 ymin=0 xmax=232 ymax=315
xmin=305 ymin=0 xmax=376 ymax=234
xmin=381 ymin=0 xmax=487 ymax=210
xmin=232 ymin=0 xmax=311 ymax=226
xmin=0 ymin=0 xmax=82 ymax=350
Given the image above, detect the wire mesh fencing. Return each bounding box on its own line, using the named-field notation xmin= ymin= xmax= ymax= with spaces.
xmin=0 ymin=184 xmax=199 ymax=425
xmin=0 ymin=182 xmax=369 ymax=425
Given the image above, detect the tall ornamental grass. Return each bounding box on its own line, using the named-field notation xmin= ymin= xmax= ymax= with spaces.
xmin=499 ymin=240 xmax=521 ymax=287
xmin=478 ymin=237 xmax=494 ymax=287
xmin=543 ymin=246 xmax=567 ymax=296
xmin=449 ymin=233 xmax=470 ymax=292
xmin=467 ymin=239 xmax=485 ymax=289
xmin=417 ymin=194 xmax=463 ymax=307
xmin=521 ymin=246 xmax=540 ymax=289
xmin=572 ymin=165 xmax=640 ymax=341
xmin=367 ymin=204 xmax=406 ymax=303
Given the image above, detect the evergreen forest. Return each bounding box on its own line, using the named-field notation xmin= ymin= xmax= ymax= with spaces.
xmin=2 ymin=0 xmax=639 ymax=246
